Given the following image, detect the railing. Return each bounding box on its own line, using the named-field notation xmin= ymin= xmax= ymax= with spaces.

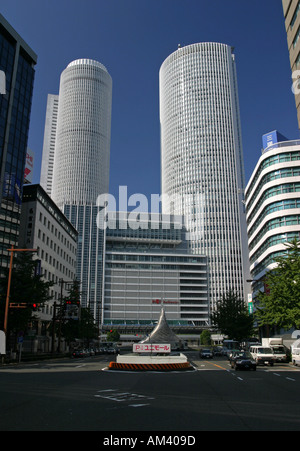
xmin=262 ymin=140 xmax=300 ymax=154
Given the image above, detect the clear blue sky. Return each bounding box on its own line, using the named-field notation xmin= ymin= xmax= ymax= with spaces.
xmin=1 ymin=0 xmax=299 ymax=206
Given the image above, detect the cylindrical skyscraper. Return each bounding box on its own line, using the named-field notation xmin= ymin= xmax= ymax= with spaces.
xmin=51 ymin=58 xmax=112 ymax=321
xmin=52 ymin=58 xmax=112 ymax=207
xmin=160 ymin=43 xmax=250 ymax=311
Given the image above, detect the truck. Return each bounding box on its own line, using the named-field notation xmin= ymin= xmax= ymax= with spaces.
xmin=291 ymin=338 xmax=300 ymax=367
xmin=261 ymin=338 xmax=288 ymax=363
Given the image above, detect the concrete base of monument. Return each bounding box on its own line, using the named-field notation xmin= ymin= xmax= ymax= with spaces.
xmin=108 ymin=353 xmax=195 ymax=372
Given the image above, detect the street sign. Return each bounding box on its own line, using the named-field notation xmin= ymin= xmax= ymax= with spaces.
xmin=133 ymin=343 xmax=171 ymax=353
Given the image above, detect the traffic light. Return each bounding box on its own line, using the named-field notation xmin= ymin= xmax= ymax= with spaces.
xmin=32 ymin=303 xmax=38 ymax=311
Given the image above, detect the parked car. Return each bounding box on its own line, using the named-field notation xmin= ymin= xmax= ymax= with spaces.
xmin=71 ymin=349 xmax=85 ymax=358
xmin=106 ymin=346 xmax=119 ymax=354
xmin=213 ymin=346 xmax=223 ymax=356
xmin=200 ymin=348 xmax=213 ymax=359
xmin=231 ymin=351 xmax=257 ymax=371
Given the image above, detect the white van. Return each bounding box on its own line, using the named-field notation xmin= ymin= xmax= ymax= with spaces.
xmin=291 ymin=339 xmax=300 ymax=366
xmin=249 ymin=346 xmax=275 ymax=366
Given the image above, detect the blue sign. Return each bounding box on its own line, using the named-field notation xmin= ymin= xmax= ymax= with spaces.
xmin=262 ymin=130 xmax=287 ymax=150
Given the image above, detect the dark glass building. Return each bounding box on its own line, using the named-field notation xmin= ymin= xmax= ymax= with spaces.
xmin=0 ymin=14 xmax=37 ymax=275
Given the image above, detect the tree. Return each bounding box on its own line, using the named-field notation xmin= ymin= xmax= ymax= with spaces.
xmin=255 ymin=238 xmax=300 ymax=331
xmin=200 ymin=330 xmax=211 ymax=346
xmin=64 ymin=279 xmax=81 ymax=307
xmin=0 ymin=251 xmax=53 ymax=338
xmin=107 ymin=329 xmax=120 ymax=342
xmin=211 ymin=290 xmax=254 ymax=341
xmin=62 ymin=307 xmax=98 ymax=346
xmin=59 ymin=280 xmax=98 ymax=346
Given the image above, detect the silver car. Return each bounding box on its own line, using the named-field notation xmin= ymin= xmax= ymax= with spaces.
xmin=200 ymin=348 xmax=213 ymax=359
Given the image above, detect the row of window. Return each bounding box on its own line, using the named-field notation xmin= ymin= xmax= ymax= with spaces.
xmin=248 ymin=214 xmax=300 ymax=251
xmin=247 ymin=182 xmax=300 ymax=218
xmin=248 ymin=199 xmax=300 ymax=239
xmin=38 ymin=211 xmax=76 ymax=254
xmin=250 ymin=231 xmax=300 ymax=264
xmin=245 ymin=151 xmax=300 ymax=202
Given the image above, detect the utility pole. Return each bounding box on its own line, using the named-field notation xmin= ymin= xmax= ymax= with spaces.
xmin=57 ymin=278 xmax=74 ymax=353
xmin=51 ymin=302 xmax=57 ymax=354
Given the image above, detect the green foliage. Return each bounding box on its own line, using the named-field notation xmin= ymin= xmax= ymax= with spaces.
xmin=107 ymin=329 xmax=120 ymax=342
xmin=62 ymin=307 xmax=98 ymax=343
xmin=0 ymin=251 xmax=54 ymax=334
xmin=59 ymin=280 xmax=98 ymax=343
xmin=64 ymin=279 xmax=81 ymax=304
xmin=200 ymin=330 xmax=211 ymax=345
xmin=255 ymin=238 xmax=300 ymax=330
xmin=211 ymin=290 xmax=254 ymax=341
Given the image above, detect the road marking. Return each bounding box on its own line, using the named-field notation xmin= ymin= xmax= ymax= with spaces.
xmin=129 ymin=404 xmax=150 ymax=408
xmin=95 ymin=389 xmax=155 ymax=406
xmin=204 ymin=361 xmax=229 ymax=371
xmin=286 ymin=377 xmax=296 ymax=382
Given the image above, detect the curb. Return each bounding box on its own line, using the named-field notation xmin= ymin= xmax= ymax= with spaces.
xmin=108 ymin=361 xmax=194 ymax=372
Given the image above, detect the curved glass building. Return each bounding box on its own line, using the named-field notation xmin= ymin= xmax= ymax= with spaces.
xmin=159 ymin=43 xmax=250 ymax=311
xmin=52 ymin=58 xmax=112 ymax=207
xmin=245 ymin=137 xmax=300 ymax=295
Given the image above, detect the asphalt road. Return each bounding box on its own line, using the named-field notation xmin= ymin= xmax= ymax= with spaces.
xmin=1 ymin=351 xmax=300 ymax=432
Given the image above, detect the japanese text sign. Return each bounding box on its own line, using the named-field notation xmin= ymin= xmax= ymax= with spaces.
xmin=133 ymin=343 xmax=171 ymax=353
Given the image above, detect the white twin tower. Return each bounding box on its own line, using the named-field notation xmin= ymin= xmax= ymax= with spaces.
xmin=41 ymin=43 xmax=250 ymax=313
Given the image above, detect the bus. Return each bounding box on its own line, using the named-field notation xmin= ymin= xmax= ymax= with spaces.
xmin=222 ymin=340 xmax=240 ymax=356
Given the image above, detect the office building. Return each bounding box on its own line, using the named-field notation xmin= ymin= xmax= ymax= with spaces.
xmin=0 ymin=14 xmax=37 ymax=276
xmin=159 ymin=42 xmax=250 ymax=311
xmin=40 ymin=94 xmax=59 ymax=196
xmin=19 ymin=184 xmax=78 ymax=331
xmin=49 ymin=58 xmax=112 ymax=320
xmin=282 ymin=0 xmax=300 ymax=129
xmin=102 ymin=212 xmax=208 ymax=331
xmin=52 ymin=58 xmax=112 ymax=208
xmin=245 ymin=131 xmax=300 ymax=295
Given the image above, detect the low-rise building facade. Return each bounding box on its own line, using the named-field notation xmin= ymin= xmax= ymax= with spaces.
xmin=102 ymin=212 xmax=208 ymax=332
xmin=19 ymin=184 xmax=78 ymax=336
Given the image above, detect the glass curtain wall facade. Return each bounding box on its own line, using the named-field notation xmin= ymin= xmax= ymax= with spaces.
xmin=63 ymin=204 xmax=105 ymax=324
xmin=0 ymin=14 xmax=37 ymax=275
xmin=159 ymin=43 xmax=250 ymax=311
